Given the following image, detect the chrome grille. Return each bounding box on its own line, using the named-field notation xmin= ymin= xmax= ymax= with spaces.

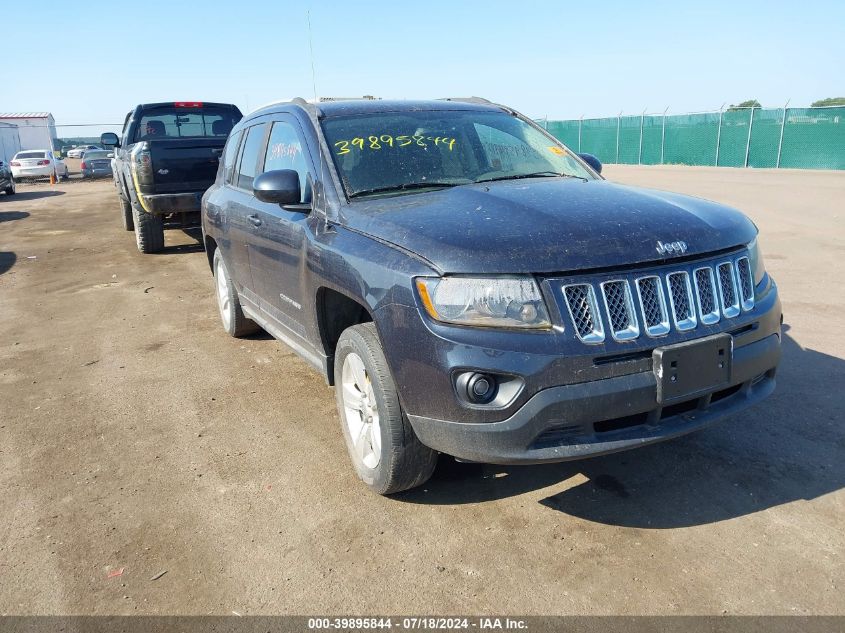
xmin=563 ymin=284 xmax=604 ymax=343
xmin=558 ymin=254 xmax=753 ymax=344
xmin=667 ymin=272 xmax=697 ymax=331
xmin=717 ymin=262 xmax=740 ymax=317
xmin=600 ymin=281 xmax=639 ymax=341
xmin=693 ymin=267 xmax=720 ymax=325
xmin=736 ymin=256 xmax=754 ymax=311
xmin=635 ymin=276 xmax=669 ymax=337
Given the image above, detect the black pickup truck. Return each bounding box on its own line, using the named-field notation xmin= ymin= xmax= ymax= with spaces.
xmin=102 ymin=102 xmax=242 ymax=253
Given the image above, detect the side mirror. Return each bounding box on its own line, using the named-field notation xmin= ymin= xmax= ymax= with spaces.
xmin=578 ymin=153 xmax=602 ymax=174
xmin=101 ymin=132 xmax=120 ymax=147
xmin=253 ymin=170 xmax=304 ymax=208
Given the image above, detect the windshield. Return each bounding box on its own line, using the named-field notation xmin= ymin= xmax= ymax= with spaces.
xmin=17 ymin=151 xmax=47 ymax=159
xmin=321 ymin=109 xmax=594 ymax=198
xmin=134 ymin=106 xmax=240 ymax=142
xmin=84 ymin=151 xmax=110 ymax=159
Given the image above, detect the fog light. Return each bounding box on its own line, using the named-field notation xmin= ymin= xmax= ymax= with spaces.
xmin=463 ymin=372 xmax=497 ymax=404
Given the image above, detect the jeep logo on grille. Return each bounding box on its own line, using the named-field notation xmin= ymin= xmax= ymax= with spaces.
xmin=656 ymin=240 xmax=688 ymax=256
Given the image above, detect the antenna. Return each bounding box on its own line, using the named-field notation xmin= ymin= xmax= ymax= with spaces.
xmin=306 ymin=10 xmax=327 ymax=215
xmin=307 ymin=11 xmax=319 ymax=104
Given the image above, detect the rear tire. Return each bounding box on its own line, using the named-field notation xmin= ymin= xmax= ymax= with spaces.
xmin=335 ymin=323 xmax=437 ymax=495
xmin=120 ymin=196 xmax=134 ymax=231
xmin=3 ymin=178 xmax=14 ymax=195
xmin=213 ymin=249 xmax=259 ymax=337
xmin=132 ymin=202 xmax=165 ymax=253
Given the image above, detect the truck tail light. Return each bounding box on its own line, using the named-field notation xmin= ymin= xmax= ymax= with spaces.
xmin=131 ymin=142 xmax=154 ymax=185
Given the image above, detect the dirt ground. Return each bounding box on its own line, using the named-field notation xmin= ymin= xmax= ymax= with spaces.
xmin=0 ymin=166 xmax=843 ymax=615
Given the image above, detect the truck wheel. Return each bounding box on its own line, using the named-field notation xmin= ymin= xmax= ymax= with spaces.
xmin=120 ymin=197 xmax=133 ymax=231
xmin=132 ymin=203 xmax=164 ymax=253
xmin=335 ymin=323 xmax=437 ymax=495
xmin=213 ymin=249 xmax=259 ymax=337
xmin=4 ymin=179 xmax=14 ymax=195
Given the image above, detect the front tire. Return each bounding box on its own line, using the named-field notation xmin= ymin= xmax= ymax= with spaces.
xmin=213 ymin=249 xmax=259 ymax=337
xmin=132 ymin=202 xmax=164 ymax=253
xmin=335 ymin=323 xmax=437 ymax=495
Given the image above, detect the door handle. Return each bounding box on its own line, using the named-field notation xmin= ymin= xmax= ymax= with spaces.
xmin=247 ymin=214 xmax=262 ymax=227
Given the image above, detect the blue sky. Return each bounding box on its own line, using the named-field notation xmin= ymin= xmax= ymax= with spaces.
xmin=5 ymin=0 xmax=843 ymax=131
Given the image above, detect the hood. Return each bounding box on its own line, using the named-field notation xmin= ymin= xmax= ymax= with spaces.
xmin=339 ymin=179 xmax=757 ymax=274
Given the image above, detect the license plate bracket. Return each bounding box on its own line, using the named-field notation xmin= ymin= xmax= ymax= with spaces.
xmin=653 ymin=334 xmax=732 ymax=404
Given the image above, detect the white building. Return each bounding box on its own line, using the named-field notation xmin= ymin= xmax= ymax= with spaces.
xmin=0 ymin=122 xmax=21 ymax=164
xmin=0 ymin=112 xmax=58 ymax=153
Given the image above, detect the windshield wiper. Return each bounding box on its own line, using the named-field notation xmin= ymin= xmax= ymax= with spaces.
xmin=474 ymin=171 xmax=588 ymax=184
xmin=349 ymin=181 xmax=461 ymax=199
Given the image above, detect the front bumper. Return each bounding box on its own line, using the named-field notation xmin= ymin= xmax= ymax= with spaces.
xmin=407 ymin=332 xmax=780 ymax=464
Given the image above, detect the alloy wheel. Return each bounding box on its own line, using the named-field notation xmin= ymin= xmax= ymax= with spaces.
xmin=215 ymin=258 xmax=232 ymax=331
xmin=341 ymin=352 xmax=382 ymax=469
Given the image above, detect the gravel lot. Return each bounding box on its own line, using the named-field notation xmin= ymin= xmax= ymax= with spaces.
xmin=0 ymin=166 xmax=842 ymax=615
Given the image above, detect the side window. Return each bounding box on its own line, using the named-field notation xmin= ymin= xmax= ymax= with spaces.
xmin=236 ymin=124 xmax=267 ymax=191
xmin=262 ymin=120 xmax=311 ymax=203
xmin=222 ymin=129 xmax=243 ymax=185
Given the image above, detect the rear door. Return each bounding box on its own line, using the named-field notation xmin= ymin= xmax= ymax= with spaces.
xmin=246 ymin=116 xmax=315 ymax=340
xmin=222 ymin=122 xmax=269 ymax=300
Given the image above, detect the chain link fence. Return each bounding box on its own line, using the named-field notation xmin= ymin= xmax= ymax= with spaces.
xmin=53 ymin=124 xmax=123 ymax=157
xmin=542 ymin=106 xmax=845 ymax=170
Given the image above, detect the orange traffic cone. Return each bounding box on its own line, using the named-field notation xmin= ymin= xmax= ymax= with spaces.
xmin=49 ymin=171 xmax=56 ymax=185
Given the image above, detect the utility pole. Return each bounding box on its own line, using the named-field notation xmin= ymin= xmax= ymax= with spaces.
xmin=715 ymin=103 xmax=726 ymax=166
xmin=776 ymin=99 xmax=790 ymax=168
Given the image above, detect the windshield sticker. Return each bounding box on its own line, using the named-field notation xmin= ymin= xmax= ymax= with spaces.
xmin=548 ymin=146 xmax=565 ymax=155
xmin=334 ymin=135 xmax=457 ymax=155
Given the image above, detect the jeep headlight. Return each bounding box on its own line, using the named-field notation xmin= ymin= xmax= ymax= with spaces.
xmin=747 ymin=237 xmax=766 ymax=285
xmin=415 ymin=276 xmax=551 ymax=329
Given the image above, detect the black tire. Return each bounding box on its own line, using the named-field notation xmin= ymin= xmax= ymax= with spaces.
xmin=132 ymin=202 xmax=165 ymax=253
xmin=120 ymin=196 xmax=134 ymax=231
xmin=4 ymin=178 xmax=14 ymax=195
xmin=334 ymin=323 xmax=437 ymax=495
xmin=213 ymin=249 xmax=259 ymax=337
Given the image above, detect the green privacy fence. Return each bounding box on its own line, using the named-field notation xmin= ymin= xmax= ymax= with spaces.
xmin=543 ymin=107 xmax=845 ymax=170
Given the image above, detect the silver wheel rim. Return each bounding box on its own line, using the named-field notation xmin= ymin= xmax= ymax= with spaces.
xmin=215 ymin=258 xmax=232 ymax=331
xmin=341 ymin=352 xmax=382 ymax=470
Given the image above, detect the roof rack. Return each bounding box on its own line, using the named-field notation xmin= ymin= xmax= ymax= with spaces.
xmin=247 ymin=96 xmax=380 ymax=115
xmin=315 ymin=95 xmax=379 ymax=102
xmin=438 ymin=97 xmax=494 ymax=105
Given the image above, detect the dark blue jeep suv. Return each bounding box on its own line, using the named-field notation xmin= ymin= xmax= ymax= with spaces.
xmin=201 ymin=98 xmax=781 ymax=494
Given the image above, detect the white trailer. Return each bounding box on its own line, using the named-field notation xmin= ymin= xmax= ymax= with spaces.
xmin=0 ymin=122 xmax=22 ymax=164
xmin=0 ymin=113 xmax=57 ymax=154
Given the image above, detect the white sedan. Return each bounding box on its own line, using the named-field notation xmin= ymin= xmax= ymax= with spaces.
xmin=10 ymin=150 xmax=70 ymax=181
xmin=66 ymin=145 xmax=100 ymax=159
